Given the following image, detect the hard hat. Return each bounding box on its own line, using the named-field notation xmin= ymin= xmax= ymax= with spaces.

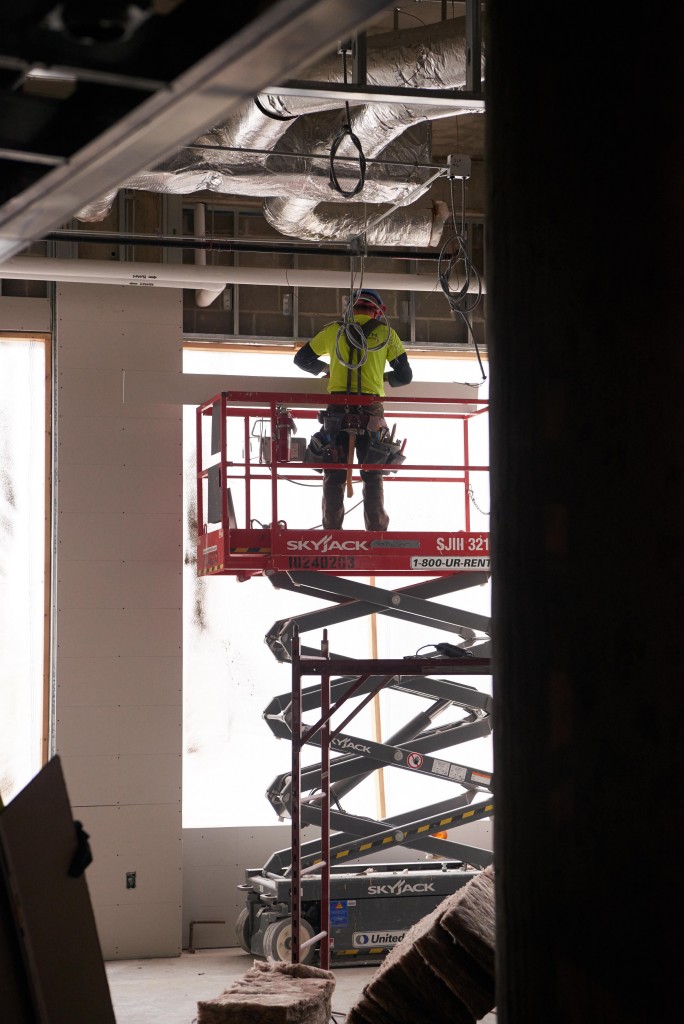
xmin=353 ymin=288 xmax=384 ymax=308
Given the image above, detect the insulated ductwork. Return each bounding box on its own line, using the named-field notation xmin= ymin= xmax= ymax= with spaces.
xmin=76 ymin=17 xmax=483 ymax=247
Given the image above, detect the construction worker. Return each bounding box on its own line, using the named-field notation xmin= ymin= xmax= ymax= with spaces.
xmin=294 ymin=289 xmax=413 ymax=531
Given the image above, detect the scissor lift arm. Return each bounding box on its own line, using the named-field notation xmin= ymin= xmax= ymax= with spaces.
xmin=265 ymin=570 xmax=491 ymax=663
xmin=262 ymin=648 xmax=494 ymax=874
xmin=263 ymin=793 xmax=495 ymax=876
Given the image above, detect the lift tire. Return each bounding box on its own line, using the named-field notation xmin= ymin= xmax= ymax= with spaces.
xmin=262 ymin=917 xmax=315 ymax=964
xmin=235 ymin=907 xmax=251 ymax=953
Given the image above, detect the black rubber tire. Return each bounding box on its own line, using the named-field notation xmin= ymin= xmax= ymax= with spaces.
xmin=261 ymin=917 xmax=315 ymax=964
xmin=234 ymin=907 xmax=251 ymax=953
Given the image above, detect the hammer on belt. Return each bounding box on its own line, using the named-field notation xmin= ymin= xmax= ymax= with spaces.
xmin=345 ymin=430 xmax=355 ymax=497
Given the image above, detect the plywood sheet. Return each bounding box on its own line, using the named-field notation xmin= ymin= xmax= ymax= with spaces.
xmin=0 ymin=756 xmax=115 ymax=1023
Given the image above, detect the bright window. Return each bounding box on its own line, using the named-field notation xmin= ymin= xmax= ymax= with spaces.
xmin=0 ymin=337 xmax=48 ymax=805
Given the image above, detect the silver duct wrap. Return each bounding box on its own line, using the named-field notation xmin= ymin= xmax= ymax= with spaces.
xmin=75 ymin=17 xmax=481 ymax=247
xmin=262 ymin=196 xmax=436 ymax=247
xmin=263 ymin=121 xmax=436 ymax=245
xmin=78 ymin=123 xmax=431 ymax=205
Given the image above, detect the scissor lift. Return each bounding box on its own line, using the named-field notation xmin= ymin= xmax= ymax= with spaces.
xmin=195 ymin=384 xmax=493 ymax=967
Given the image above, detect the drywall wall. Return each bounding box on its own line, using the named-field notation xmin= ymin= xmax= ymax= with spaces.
xmin=0 ymin=295 xmax=50 ymax=333
xmin=54 ymin=282 xmax=183 ymax=958
xmin=182 ymin=825 xmax=290 ymax=950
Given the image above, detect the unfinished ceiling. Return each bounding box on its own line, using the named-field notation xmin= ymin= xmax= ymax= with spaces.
xmin=0 ymin=2 xmax=484 ymax=256
xmin=71 ymin=11 xmax=485 ymax=250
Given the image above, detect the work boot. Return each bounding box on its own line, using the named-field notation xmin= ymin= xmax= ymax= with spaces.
xmin=361 ymin=472 xmax=389 ymax=531
xmin=322 ymin=470 xmax=346 ymax=529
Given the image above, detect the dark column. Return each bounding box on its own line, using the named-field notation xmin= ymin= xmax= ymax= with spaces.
xmin=487 ymin=3 xmax=684 ymax=1022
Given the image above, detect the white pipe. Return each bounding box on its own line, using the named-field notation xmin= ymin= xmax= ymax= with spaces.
xmin=193 ymin=203 xmax=225 ymax=307
xmin=0 ymin=256 xmax=484 ymax=295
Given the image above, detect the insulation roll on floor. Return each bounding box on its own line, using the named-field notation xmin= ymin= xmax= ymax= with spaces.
xmin=197 ymin=960 xmax=336 ymax=1024
xmin=347 ymin=864 xmax=496 ymax=1024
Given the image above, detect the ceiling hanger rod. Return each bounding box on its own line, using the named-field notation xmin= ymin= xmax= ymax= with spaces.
xmin=43 ymin=229 xmax=448 ymax=261
xmin=183 ymin=142 xmax=445 ymax=172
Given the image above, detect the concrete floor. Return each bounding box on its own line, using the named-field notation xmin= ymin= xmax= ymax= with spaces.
xmin=106 ymin=947 xmax=375 ymax=1023
xmin=106 ymin=946 xmax=498 ymax=1023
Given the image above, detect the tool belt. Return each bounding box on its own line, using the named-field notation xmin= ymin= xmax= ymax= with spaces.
xmin=318 ymin=408 xmax=374 ymax=436
xmin=304 ymin=405 xmax=406 ymax=472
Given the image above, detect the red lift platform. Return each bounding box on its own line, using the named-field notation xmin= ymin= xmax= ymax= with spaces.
xmin=195 ymin=385 xmax=490 ymax=580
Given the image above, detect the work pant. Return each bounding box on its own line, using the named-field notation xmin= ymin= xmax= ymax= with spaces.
xmin=322 ymin=465 xmax=389 ymax=531
xmin=321 ymin=401 xmax=390 ymax=532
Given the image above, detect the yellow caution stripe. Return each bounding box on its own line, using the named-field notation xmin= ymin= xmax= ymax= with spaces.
xmin=333 ymin=949 xmax=386 ymax=958
xmin=308 ymin=799 xmax=494 ymax=870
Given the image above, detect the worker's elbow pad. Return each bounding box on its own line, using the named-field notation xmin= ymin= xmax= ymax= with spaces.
xmin=386 ymin=354 xmax=412 ymax=386
xmin=294 ymin=349 xmax=327 ymax=376
xmin=385 ymin=367 xmax=412 ymax=387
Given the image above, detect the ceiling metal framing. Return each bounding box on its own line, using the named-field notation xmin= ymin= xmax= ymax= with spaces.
xmin=0 ymin=0 xmax=394 ymax=263
xmin=260 ymin=81 xmax=484 ymax=110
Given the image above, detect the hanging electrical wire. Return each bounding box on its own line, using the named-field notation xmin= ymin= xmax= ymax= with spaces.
xmin=438 ymin=174 xmax=487 ymax=383
xmin=306 ymin=496 xmax=364 ymax=531
xmin=467 ymin=483 xmax=490 ymax=516
xmin=333 ymin=256 xmax=390 ymax=375
xmin=328 ymin=49 xmax=367 ymax=199
xmin=253 ymin=96 xmax=298 ymax=122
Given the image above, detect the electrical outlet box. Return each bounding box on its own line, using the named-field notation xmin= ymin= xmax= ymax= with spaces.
xmin=289 ymin=437 xmax=307 ymax=461
xmin=126 ymin=871 xmax=136 ymax=889
xmin=447 ymin=154 xmax=472 ymax=178
xmin=259 ymin=437 xmax=307 ymax=463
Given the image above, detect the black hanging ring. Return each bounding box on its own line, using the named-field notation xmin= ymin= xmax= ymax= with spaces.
xmin=329 ymin=125 xmax=367 ymax=198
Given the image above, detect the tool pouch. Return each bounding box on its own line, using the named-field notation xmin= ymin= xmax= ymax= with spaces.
xmin=318 ymin=410 xmax=344 ymax=440
xmin=384 ymin=443 xmax=406 ymax=472
xmin=371 ymin=433 xmax=406 ymax=473
xmin=364 ymin=441 xmax=390 ymax=465
xmin=303 ymin=431 xmax=344 ymax=472
xmin=366 ymin=414 xmax=387 ymax=434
